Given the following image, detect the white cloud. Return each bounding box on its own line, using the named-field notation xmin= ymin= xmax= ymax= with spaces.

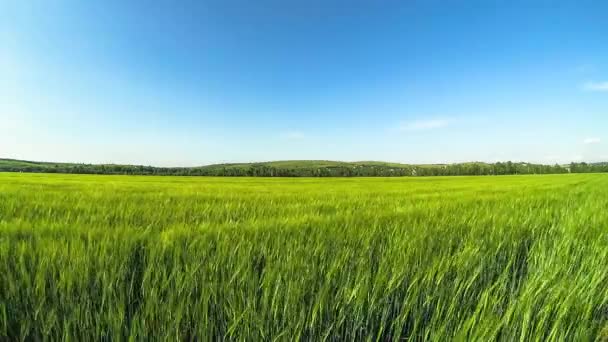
xmin=280 ymin=131 xmax=305 ymax=140
xmin=398 ymin=118 xmax=449 ymax=131
xmin=583 ymin=81 xmax=608 ymax=92
xmin=583 ymin=137 xmax=601 ymax=144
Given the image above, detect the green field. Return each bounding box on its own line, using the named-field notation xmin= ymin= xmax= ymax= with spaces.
xmin=1 ymin=173 xmax=608 ymax=340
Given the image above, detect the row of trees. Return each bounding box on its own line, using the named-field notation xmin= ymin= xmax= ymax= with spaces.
xmin=2 ymin=160 xmax=607 ymax=177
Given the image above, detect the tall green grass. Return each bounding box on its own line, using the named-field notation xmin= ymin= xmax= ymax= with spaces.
xmin=1 ymin=173 xmax=608 ymax=340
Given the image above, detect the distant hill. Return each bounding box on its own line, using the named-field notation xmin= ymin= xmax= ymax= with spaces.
xmin=1 ymin=158 xmax=606 ymax=177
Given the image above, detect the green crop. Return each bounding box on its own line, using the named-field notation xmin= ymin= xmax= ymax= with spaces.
xmin=1 ymin=172 xmax=608 ymax=341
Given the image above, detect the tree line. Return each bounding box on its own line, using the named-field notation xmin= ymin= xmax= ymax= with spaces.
xmin=1 ymin=159 xmax=607 ymax=177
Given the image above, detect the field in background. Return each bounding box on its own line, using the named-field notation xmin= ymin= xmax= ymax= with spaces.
xmin=1 ymin=173 xmax=608 ymax=340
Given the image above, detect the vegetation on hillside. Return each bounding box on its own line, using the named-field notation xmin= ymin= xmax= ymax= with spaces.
xmin=2 ymin=158 xmax=607 ymax=176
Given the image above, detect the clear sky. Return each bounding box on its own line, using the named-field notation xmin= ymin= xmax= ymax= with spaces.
xmin=1 ymin=1 xmax=607 ymax=166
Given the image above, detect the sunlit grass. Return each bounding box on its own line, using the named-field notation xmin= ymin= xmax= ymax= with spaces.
xmin=1 ymin=173 xmax=607 ymax=340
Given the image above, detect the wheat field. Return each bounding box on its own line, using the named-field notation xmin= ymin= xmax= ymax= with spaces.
xmin=1 ymin=172 xmax=607 ymax=340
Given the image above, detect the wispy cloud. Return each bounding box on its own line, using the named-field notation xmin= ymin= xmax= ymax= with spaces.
xmin=398 ymin=118 xmax=450 ymax=132
xmin=583 ymin=81 xmax=608 ymax=92
xmin=280 ymin=131 xmax=305 ymax=140
xmin=583 ymin=137 xmax=601 ymax=144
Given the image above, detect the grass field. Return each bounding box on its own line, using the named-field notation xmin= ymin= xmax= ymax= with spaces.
xmin=1 ymin=173 xmax=608 ymax=340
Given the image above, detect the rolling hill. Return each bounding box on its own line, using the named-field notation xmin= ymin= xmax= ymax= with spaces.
xmin=2 ymin=158 xmax=603 ymax=177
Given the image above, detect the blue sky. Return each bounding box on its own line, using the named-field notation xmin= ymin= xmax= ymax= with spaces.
xmin=1 ymin=1 xmax=607 ymax=166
